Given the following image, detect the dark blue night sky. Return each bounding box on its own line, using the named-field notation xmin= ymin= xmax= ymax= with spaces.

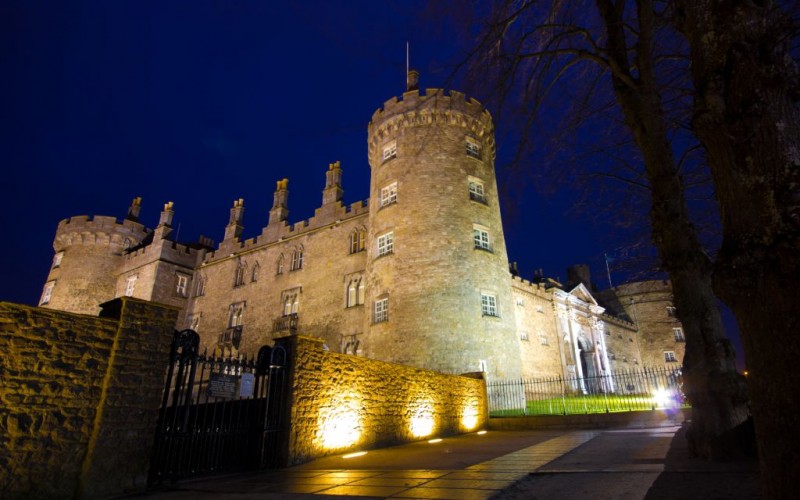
xmin=2 ymin=1 xmax=615 ymax=307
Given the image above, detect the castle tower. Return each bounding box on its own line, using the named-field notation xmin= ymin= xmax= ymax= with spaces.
xmin=363 ymin=79 xmax=522 ymax=378
xmin=40 ymin=198 xmax=151 ymax=315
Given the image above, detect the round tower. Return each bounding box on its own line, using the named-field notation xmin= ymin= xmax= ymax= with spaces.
xmin=40 ymin=198 xmax=150 ymax=315
xmin=363 ymin=82 xmax=522 ymax=379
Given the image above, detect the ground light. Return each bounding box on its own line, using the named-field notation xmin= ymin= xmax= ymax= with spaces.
xmin=343 ymin=451 xmax=367 ymax=459
xmin=427 ymin=438 xmax=442 ymax=443
xmin=652 ymin=389 xmax=671 ymax=409
xmin=477 ymin=430 xmax=487 ymax=435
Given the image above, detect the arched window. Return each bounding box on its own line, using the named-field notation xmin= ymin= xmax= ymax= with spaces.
xmin=347 ymin=280 xmax=357 ymax=307
xmin=349 ymin=228 xmax=367 ymax=254
xmin=122 ymin=238 xmax=132 ymax=252
xmin=276 ymin=254 xmax=284 ymax=274
xmin=194 ymin=275 xmax=207 ymax=297
xmin=234 ymin=260 xmax=246 ymax=287
xmin=251 ymin=261 xmax=260 ymax=282
xmin=290 ymin=246 xmax=303 ymax=271
xmin=357 ymin=279 xmax=366 ymax=305
xmin=345 ymin=276 xmax=366 ymax=307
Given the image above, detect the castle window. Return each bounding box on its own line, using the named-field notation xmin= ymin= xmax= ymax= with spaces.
xmin=251 ymin=262 xmax=260 ymax=282
xmin=229 ymin=302 xmax=245 ymax=327
xmin=374 ymin=298 xmax=389 ymax=323
xmin=122 ymin=238 xmax=131 ymax=252
xmin=673 ymin=327 xmax=685 ymax=342
xmin=382 ymin=140 xmax=397 ymax=162
xmin=175 ymin=274 xmax=189 ymax=297
xmin=234 ymin=260 xmax=246 ymax=287
xmin=519 ymin=331 xmax=530 ymax=341
xmin=481 ymin=293 xmax=498 ymax=317
xmin=52 ymin=252 xmax=64 ymax=268
xmin=349 ymin=228 xmax=366 ymax=254
xmin=282 ymin=288 xmax=301 ymax=316
xmin=468 ymin=178 xmax=487 ymax=204
xmin=346 ymin=276 xmax=366 ymax=308
xmin=377 ymin=232 xmax=394 ymax=257
xmin=539 ymin=334 xmax=549 ymax=345
xmin=290 ymin=248 xmax=303 ymax=271
xmin=125 ymin=275 xmax=137 ymax=297
xmin=194 ymin=275 xmax=207 ymax=297
xmin=466 ymin=137 xmax=481 ymax=158
xmin=667 ymin=306 xmax=677 ymax=317
xmin=186 ymin=312 xmax=201 ymax=331
xmin=40 ymin=281 xmax=54 ymax=305
xmin=276 ymin=254 xmax=285 ymax=274
xmin=342 ymin=335 xmax=361 ymax=355
xmin=380 ymin=182 xmax=397 ymax=207
xmin=664 ymin=351 xmax=678 ymax=363
xmin=473 ymin=225 xmax=492 ymax=252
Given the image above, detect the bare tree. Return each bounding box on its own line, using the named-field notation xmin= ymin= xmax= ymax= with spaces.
xmin=454 ymin=0 xmax=750 ymax=459
xmin=673 ymin=2 xmax=800 ymax=497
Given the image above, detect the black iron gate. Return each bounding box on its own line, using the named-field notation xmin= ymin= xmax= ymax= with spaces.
xmin=148 ymin=329 xmax=288 ymax=485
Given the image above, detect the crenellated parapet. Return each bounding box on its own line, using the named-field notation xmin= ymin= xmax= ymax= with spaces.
xmin=121 ymin=235 xmax=205 ymax=270
xmin=367 ymin=89 xmax=496 ymax=163
xmin=202 ymin=198 xmax=370 ymax=263
xmin=54 ymin=215 xmax=150 ymax=253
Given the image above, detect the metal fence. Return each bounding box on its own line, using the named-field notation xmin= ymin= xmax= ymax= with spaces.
xmin=149 ymin=330 xmax=288 ymax=485
xmin=487 ymin=366 xmax=687 ymax=416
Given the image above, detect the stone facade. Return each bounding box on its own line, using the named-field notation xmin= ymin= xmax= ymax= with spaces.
xmin=0 ymin=297 xmax=178 ymax=500
xmin=38 ymin=83 xmax=685 ymax=382
xmin=279 ymin=335 xmax=487 ymax=464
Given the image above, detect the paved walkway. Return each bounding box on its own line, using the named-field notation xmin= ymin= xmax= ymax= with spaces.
xmin=137 ymin=424 xmax=760 ymax=499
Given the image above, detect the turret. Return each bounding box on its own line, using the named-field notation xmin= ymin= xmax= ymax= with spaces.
xmin=362 ymin=75 xmax=521 ymax=378
xmin=40 ymin=200 xmax=150 ymax=315
xmin=223 ymin=198 xmax=245 ymax=241
xmin=269 ymin=179 xmax=289 ymax=225
xmin=153 ymin=201 xmax=175 ymax=240
xmin=322 ymin=161 xmax=344 ymax=205
xmin=126 ymin=196 xmax=142 ymax=221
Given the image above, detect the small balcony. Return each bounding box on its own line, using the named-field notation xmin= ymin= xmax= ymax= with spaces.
xmin=273 ymin=313 xmax=299 ymax=334
xmin=217 ymin=325 xmax=243 ymax=349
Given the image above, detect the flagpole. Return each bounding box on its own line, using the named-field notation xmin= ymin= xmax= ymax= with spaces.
xmin=605 ymin=253 xmax=613 ymax=288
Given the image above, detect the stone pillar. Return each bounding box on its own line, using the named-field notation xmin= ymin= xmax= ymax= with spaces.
xmin=76 ymin=297 xmax=179 ymax=499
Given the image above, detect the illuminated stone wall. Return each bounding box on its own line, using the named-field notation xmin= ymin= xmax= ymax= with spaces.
xmin=279 ymin=335 xmax=488 ymax=465
xmin=0 ymin=298 xmax=178 ymax=500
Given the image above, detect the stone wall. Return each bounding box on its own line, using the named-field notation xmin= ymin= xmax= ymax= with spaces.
xmin=0 ymin=298 xmax=178 ymax=499
xmin=277 ymin=335 xmax=488 ymax=465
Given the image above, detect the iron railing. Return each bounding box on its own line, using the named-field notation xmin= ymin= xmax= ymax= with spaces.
xmin=149 ymin=330 xmax=288 ymax=485
xmin=487 ymin=366 xmax=687 ymax=416
xmin=272 ymin=313 xmax=298 ymax=334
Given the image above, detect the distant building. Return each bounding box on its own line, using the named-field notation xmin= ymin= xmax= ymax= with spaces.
xmin=39 ymin=76 xmax=685 ymax=381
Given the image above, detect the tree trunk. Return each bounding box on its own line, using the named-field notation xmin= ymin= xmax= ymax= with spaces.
xmin=597 ymin=0 xmax=750 ymax=458
xmin=674 ymin=1 xmax=800 ymax=496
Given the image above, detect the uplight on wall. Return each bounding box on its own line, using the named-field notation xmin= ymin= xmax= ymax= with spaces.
xmin=317 ymin=391 xmax=363 ymax=449
xmin=461 ymin=402 xmax=479 ymax=431
xmin=409 ymin=399 xmax=435 ymax=438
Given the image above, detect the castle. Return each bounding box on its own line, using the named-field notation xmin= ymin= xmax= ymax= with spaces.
xmin=38 ymin=75 xmax=685 ymax=381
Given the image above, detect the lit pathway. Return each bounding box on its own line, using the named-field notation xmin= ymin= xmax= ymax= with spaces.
xmin=137 ymin=424 xmax=761 ymax=499
xmin=139 ymin=430 xmax=604 ymax=499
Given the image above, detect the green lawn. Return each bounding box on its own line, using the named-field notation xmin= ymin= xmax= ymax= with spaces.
xmin=490 ymin=393 xmax=689 ymax=417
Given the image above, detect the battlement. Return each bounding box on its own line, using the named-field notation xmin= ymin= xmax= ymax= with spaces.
xmin=122 ymin=234 xmax=203 ymax=269
xmin=55 ymin=215 xmax=150 ymax=249
xmin=57 ymin=215 xmax=148 ymax=234
xmin=510 ymin=274 xmax=552 ymax=298
xmin=371 ymin=88 xmax=488 ymax=125
xmin=203 ymin=199 xmax=370 ymax=263
xmin=368 ymin=89 xmax=495 ymax=158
